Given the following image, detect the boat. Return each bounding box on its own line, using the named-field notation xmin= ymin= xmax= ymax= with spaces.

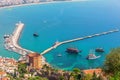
xmin=66 ymin=48 xmax=81 ymax=54
xmin=86 ymin=54 xmax=101 ymax=60
xmin=57 ymin=54 xmax=62 ymax=57
xmin=95 ymin=48 xmax=104 ymax=52
xmin=86 ymin=50 xmax=101 ymax=60
xmin=33 ymin=33 xmax=39 ymax=37
xmin=4 ymin=35 xmax=10 ymax=39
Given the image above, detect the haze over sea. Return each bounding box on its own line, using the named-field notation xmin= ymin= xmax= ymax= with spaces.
xmin=0 ymin=0 xmax=120 ymax=70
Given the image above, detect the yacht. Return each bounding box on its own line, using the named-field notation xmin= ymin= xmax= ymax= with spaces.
xmin=87 ymin=54 xmax=101 ymax=60
xmin=87 ymin=50 xmax=101 ymax=60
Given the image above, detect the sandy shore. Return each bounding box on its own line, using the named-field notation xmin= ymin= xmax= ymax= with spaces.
xmin=0 ymin=0 xmax=86 ymax=10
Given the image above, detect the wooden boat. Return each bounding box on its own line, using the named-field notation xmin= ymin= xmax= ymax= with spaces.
xmin=95 ymin=48 xmax=104 ymax=52
xmin=66 ymin=48 xmax=82 ymax=54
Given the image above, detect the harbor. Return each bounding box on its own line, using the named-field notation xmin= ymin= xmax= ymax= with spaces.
xmin=3 ymin=22 xmax=119 ymax=68
xmin=0 ymin=1 xmax=120 ymax=79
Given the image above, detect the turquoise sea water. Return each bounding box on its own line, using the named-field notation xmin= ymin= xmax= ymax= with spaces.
xmin=0 ymin=0 xmax=120 ymax=70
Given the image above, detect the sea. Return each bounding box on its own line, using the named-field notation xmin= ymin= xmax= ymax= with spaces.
xmin=0 ymin=0 xmax=120 ymax=70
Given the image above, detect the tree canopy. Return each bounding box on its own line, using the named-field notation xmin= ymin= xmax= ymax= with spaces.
xmin=103 ymin=48 xmax=120 ymax=74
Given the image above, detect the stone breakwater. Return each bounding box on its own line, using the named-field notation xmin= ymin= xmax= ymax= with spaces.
xmin=4 ymin=21 xmax=34 ymax=56
xmin=41 ymin=29 xmax=119 ymax=55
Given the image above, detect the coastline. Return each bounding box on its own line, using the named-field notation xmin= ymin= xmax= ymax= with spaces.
xmin=1 ymin=0 xmax=88 ymax=71
xmin=0 ymin=0 xmax=86 ymax=10
xmin=1 ymin=0 xmax=112 ymax=71
xmin=0 ymin=0 xmax=119 ymax=71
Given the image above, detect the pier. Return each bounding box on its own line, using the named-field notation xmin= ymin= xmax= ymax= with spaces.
xmin=4 ymin=21 xmax=34 ymax=56
xmin=41 ymin=29 xmax=119 ymax=55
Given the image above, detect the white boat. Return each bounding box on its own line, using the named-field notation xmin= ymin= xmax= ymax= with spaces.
xmin=57 ymin=54 xmax=62 ymax=57
xmin=87 ymin=50 xmax=101 ymax=60
xmin=87 ymin=54 xmax=101 ymax=60
xmin=4 ymin=34 xmax=10 ymax=38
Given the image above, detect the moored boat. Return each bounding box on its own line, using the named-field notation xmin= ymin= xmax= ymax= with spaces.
xmin=33 ymin=33 xmax=39 ymax=37
xmin=95 ymin=48 xmax=104 ymax=52
xmin=4 ymin=34 xmax=10 ymax=39
xmin=87 ymin=50 xmax=101 ymax=60
xmin=86 ymin=54 xmax=101 ymax=60
xmin=66 ymin=48 xmax=81 ymax=54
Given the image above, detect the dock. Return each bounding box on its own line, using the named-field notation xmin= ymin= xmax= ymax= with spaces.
xmin=41 ymin=29 xmax=119 ymax=55
xmin=4 ymin=21 xmax=34 ymax=56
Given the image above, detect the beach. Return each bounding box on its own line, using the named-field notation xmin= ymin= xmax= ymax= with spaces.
xmin=0 ymin=0 xmax=85 ymax=10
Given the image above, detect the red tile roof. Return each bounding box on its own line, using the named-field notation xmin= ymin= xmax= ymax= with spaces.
xmin=1 ymin=77 xmax=10 ymax=80
xmin=83 ymin=69 xmax=102 ymax=75
xmin=0 ymin=71 xmax=6 ymax=75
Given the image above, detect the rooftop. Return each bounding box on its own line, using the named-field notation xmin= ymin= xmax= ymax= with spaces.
xmin=82 ymin=68 xmax=102 ymax=75
xmin=0 ymin=71 xmax=6 ymax=75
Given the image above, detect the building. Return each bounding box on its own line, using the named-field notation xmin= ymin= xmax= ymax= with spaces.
xmin=82 ymin=68 xmax=102 ymax=76
xmin=27 ymin=53 xmax=43 ymax=69
xmin=0 ymin=71 xmax=10 ymax=80
xmin=0 ymin=57 xmax=17 ymax=74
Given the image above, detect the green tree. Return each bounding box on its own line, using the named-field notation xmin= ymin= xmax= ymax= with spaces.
xmin=28 ymin=76 xmax=48 ymax=80
xmin=73 ymin=68 xmax=81 ymax=74
xmin=7 ymin=74 xmax=14 ymax=80
xmin=83 ymin=74 xmax=92 ymax=80
xmin=18 ymin=63 xmax=27 ymax=77
xmin=71 ymin=68 xmax=81 ymax=80
xmin=108 ymin=72 xmax=120 ymax=80
xmin=92 ymin=72 xmax=98 ymax=80
xmin=59 ymin=76 xmax=65 ymax=80
xmin=103 ymin=48 xmax=120 ymax=74
xmin=91 ymin=72 xmax=103 ymax=80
